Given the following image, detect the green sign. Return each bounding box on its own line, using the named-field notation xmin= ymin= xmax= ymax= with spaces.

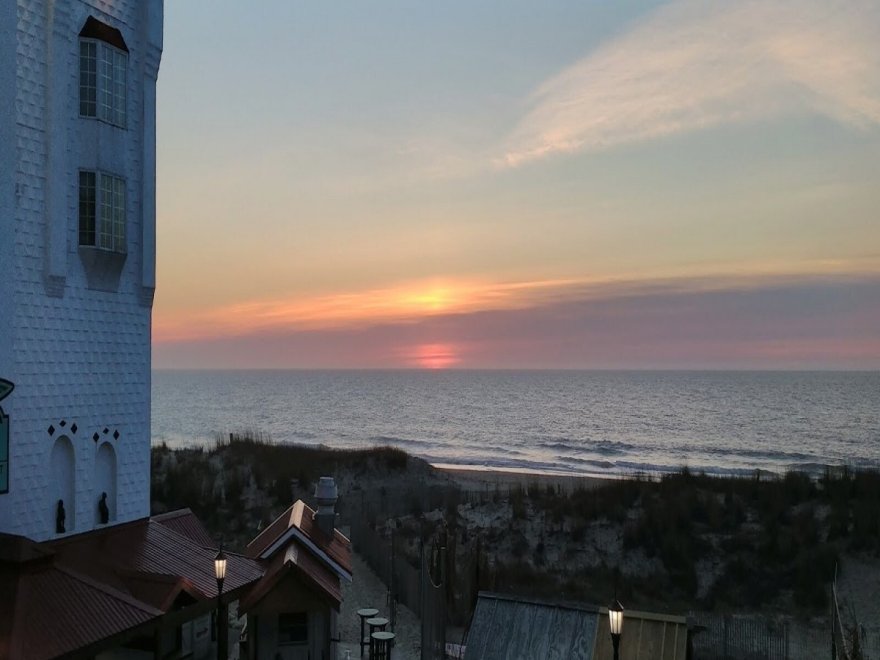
xmin=0 ymin=379 xmax=12 ymax=494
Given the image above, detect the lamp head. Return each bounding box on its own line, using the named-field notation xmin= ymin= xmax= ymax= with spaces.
xmin=214 ymin=546 xmax=227 ymax=585
xmin=608 ymin=599 xmax=624 ymax=636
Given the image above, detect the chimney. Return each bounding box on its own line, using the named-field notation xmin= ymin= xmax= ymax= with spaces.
xmin=314 ymin=476 xmax=338 ymax=536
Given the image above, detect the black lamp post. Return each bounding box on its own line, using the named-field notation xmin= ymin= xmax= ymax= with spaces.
xmin=214 ymin=546 xmax=228 ymax=660
xmin=609 ymin=599 xmax=624 ymax=660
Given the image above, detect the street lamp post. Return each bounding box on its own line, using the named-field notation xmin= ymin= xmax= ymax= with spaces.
xmin=608 ymin=599 xmax=624 ymax=660
xmin=215 ymin=546 xmax=228 ymax=660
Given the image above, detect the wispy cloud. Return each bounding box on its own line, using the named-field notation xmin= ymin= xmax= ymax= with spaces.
xmin=153 ymin=258 xmax=880 ymax=345
xmin=153 ymin=274 xmax=880 ymax=370
xmin=500 ymin=0 xmax=880 ymax=166
xmin=153 ymin=277 xmax=583 ymax=343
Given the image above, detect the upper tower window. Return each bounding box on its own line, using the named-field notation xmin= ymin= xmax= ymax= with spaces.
xmin=79 ymin=17 xmax=128 ymax=128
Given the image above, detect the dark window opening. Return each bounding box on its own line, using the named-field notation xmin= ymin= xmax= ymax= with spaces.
xmin=79 ymin=16 xmax=128 ymax=52
xmin=278 ymin=612 xmax=308 ymax=645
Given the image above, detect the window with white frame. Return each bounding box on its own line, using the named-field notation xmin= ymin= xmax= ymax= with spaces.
xmin=78 ymin=17 xmax=128 ymax=127
xmin=79 ymin=171 xmax=126 ymax=253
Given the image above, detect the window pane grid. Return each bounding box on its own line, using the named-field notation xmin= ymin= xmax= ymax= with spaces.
xmin=112 ymin=176 xmax=125 ymax=252
xmin=87 ymin=42 xmax=126 ymax=127
xmin=113 ymin=49 xmax=127 ymax=127
xmin=99 ymin=45 xmax=114 ymax=123
xmin=99 ymin=174 xmax=113 ymax=249
xmin=78 ymin=171 xmax=96 ymax=246
xmin=79 ymin=41 xmax=96 ymax=117
xmin=95 ymin=173 xmax=126 ymax=253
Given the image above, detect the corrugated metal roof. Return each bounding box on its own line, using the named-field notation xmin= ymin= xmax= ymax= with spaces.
xmin=0 ymin=564 xmax=160 ymax=660
xmin=465 ymin=593 xmax=599 ymax=660
xmin=0 ymin=513 xmax=267 ymax=659
xmin=0 ymin=533 xmax=53 ymax=564
xmin=240 ymin=543 xmax=342 ymax=613
xmin=153 ymin=508 xmax=217 ymax=548
xmin=246 ymin=500 xmax=352 ymax=575
xmin=49 ymin=516 xmax=264 ymax=599
xmin=246 ymin=503 xmax=298 ymax=558
xmin=464 ymin=593 xmax=689 ymax=660
xmin=118 ymin=570 xmax=200 ymax=611
xmin=0 ymin=508 xmax=358 ymax=659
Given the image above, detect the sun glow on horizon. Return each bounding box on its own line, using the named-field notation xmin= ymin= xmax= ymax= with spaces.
xmin=401 ymin=287 xmax=455 ymax=313
xmin=406 ymin=343 xmax=461 ymax=369
xmin=152 ymin=277 xmax=581 ymax=343
xmin=152 ymin=260 xmax=880 ymax=346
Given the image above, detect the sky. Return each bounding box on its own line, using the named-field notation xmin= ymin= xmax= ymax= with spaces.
xmin=153 ymin=0 xmax=880 ymax=370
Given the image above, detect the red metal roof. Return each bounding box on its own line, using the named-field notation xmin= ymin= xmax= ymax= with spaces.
xmin=240 ymin=544 xmax=342 ymax=613
xmin=246 ymin=500 xmax=352 ymax=576
xmin=246 ymin=503 xmax=300 ymax=558
xmin=49 ymin=515 xmax=264 ymax=599
xmin=0 ymin=533 xmax=53 ymax=564
xmin=0 ymin=507 xmax=352 ymax=659
xmin=0 ymin=512 xmax=266 ymax=659
xmin=117 ymin=570 xmax=201 ymax=611
xmin=0 ymin=562 xmax=160 ymax=660
xmin=153 ymin=508 xmax=217 ymax=548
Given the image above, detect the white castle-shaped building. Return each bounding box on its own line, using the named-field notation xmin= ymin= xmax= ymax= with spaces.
xmin=0 ymin=5 xmax=355 ymax=658
xmin=0 ymin=0 xmax=163 ymax=541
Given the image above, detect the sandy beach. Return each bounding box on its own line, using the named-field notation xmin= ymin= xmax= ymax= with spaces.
xmin=435 ymin=463 xmax=614 ymax=494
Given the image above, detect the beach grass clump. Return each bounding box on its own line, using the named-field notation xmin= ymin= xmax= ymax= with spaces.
xmin=152 ymin=439 xmax=880 ymax=619
xmin=465 ymin=465 xmax=880 ymax=616
xmin=151 ymin=432 xmax=418 ymax=548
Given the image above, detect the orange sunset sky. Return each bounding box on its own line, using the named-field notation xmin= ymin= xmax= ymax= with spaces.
xmin=153 ymin=1 xmax=880 ymax=369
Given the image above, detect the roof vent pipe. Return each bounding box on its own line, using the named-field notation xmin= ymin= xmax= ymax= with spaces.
xmin=314 ymin=476 xmax=338 ymax=536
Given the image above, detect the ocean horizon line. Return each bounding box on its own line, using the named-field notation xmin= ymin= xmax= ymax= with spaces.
xmin=150 ymin=366 xmax=880 ymax=373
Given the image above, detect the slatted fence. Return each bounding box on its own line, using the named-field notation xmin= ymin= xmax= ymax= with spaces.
xmin=688 ymin=613 xmax=827 ymax=660
xmin=348 ymin=518 xmax=446 ymax=660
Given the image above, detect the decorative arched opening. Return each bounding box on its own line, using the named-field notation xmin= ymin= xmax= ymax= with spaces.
xmin=50 ymin=436 xmax=75 ymax=533
xmin=95 ymin=442 xmax=117 ymax=524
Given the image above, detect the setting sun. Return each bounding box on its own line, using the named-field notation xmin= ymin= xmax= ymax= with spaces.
xmin=406 ymin=343 xmax=461 ymax=369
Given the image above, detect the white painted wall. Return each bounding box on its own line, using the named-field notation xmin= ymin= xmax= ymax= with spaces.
xmin=95 ymin=440 xmax=117 ymax=522
xmin=0 ymin=0 xmax=163 ymax=541
xmin=0 ymin=0 xmax=15 ymax=390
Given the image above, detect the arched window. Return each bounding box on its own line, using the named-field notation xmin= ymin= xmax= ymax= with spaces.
xmin=95 ymin=442 xmax=117 ymax=524
xmin=50 ymin=436 xmax=76 ymax=533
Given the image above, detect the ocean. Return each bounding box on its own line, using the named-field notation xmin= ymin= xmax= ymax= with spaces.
xmin=151 ymin=370 xmax=880 ymax=478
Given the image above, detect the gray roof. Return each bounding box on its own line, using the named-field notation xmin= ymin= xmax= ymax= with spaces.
xmin=464 ymin=592 xmax=600 ymax=660
xmin=464 ymin=592 xmax=689 ymax=660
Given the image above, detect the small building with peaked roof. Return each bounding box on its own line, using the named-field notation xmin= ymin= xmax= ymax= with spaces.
xmin=241 ymin=499 xmax=353 ymax=660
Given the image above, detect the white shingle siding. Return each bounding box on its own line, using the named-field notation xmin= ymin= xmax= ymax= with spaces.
xmin=0 ymin=0 xmax=162 ymax=541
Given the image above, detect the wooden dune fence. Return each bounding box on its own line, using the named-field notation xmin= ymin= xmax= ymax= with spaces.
xmin=689 ymin=613 xmax=827 ymax=660
xmin=349 ymin=520 xmax=446 ymax=659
